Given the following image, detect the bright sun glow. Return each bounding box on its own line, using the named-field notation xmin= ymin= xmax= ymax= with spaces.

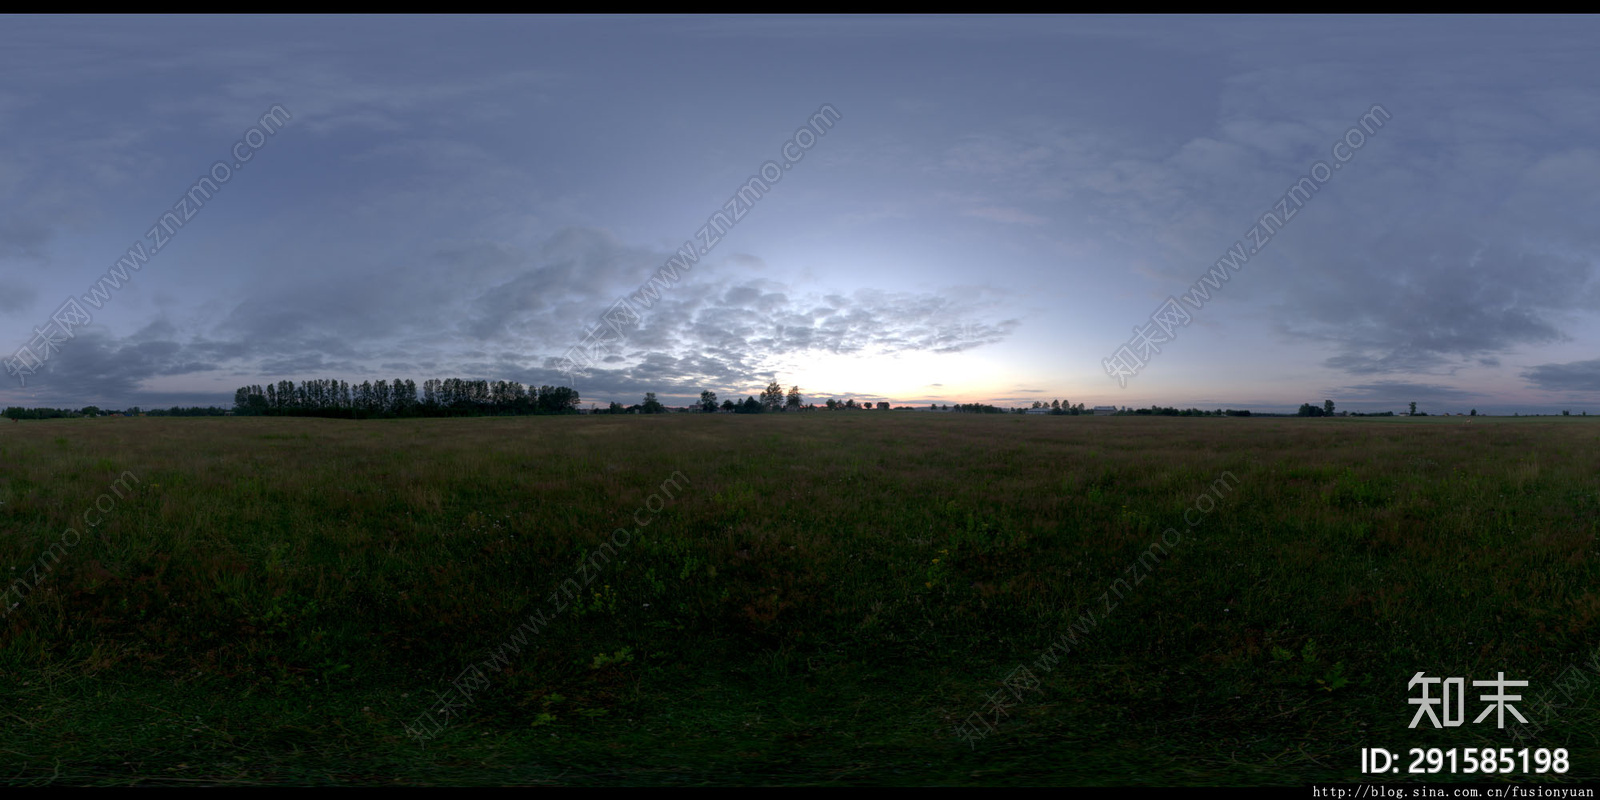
xmin=769 ymin=349 xmax=1009 ymax=404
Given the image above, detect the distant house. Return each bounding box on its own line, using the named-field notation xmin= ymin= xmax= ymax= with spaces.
xmin=1093 ymin=406 xmax=1117 ymax=415
xmin=1025 ymin=407 xmax=1051 ymax=415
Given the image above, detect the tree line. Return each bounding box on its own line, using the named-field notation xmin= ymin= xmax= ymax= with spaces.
xmin=1028 ymin=400 xmax=1090 ymax=414
xmin=10 ymin=384 xmax=1489 ymax=422
xmin=1122 ymin=405 xmax=1250 ymax=417
xmin=4 ymin=406 xmax=85 ymax=420
xmin=1028 ymin=401 xmax=1250 ymax=416
xmin=231 ymin=379 xmax=580 ymax=418
xmin=2 ymin=405 xmax=230 ymax=419
xmin=690 ymin=383 xmax=807 ymax=413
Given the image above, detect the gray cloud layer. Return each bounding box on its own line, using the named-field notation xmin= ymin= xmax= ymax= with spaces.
xmin=1522 ymin=359 xmax=1600 ymax=393
xmin=17 ymin=227 xmax=1018 ymax=406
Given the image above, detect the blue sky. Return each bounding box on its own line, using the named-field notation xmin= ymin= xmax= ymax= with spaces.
xmin=3 ymin=15 xmax=1598 ymax=413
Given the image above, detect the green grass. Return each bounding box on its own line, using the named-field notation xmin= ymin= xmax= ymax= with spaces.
xmin=2 ymin=413 xmax=1598 ymax=785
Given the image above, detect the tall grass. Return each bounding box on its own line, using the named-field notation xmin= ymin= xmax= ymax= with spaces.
xmin=1 ymin=414 xmax=1596 ymax=785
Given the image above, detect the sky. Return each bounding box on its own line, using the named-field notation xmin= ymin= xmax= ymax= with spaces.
xmin=2 ymin=15 xmax=1598 ymax=414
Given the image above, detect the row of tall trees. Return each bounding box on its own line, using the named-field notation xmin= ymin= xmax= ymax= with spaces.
xmin=232 ymin=379 xmax=580 ymax=418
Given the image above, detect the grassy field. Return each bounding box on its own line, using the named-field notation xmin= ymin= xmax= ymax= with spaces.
xmin=1 ymin=413 xmax=1598 ymax=785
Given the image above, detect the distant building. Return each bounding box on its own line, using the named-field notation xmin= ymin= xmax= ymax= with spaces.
xmin=1093 ymin=406 xmax=1118 ymax=415
xmin=1025 ymin=407 xmax=1051 ymax=415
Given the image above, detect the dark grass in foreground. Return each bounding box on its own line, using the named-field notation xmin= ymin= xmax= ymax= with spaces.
xmin=1 ymin=414 xmax=1598 ymax=785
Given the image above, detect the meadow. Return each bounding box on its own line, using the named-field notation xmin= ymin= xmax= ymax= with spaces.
xmin=1 ymin=413 xmax=1597 ymax=785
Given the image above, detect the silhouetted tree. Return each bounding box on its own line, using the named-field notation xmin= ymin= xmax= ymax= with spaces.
xmin=761 ymin=381 xmax=784 ymax=412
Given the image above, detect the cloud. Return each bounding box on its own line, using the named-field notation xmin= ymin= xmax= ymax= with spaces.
xmin=0 ymin=218 xmax=51 ymax=261
xmin=1276 ymin=239 xmax=1592 ymax=376
xmin=581 ymin=280 xmax=1020 ymax=394
xmin=907 ymin=43 xmax=1600 ymax=382
xmin=1327 ymin=380 xmax=1483 ymax=402
xmin=0 ymin=279 xmax=38 ymax=313
xmin=1521 ymin=358 xmax=1600 ymax=393
xmin=21 ymin=326 xmax=218 ymax=404
xmin=963 ymin=206 xmax=1047 ymax=225
xmin=5 ymin=227 xmax=1022 ymax=406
